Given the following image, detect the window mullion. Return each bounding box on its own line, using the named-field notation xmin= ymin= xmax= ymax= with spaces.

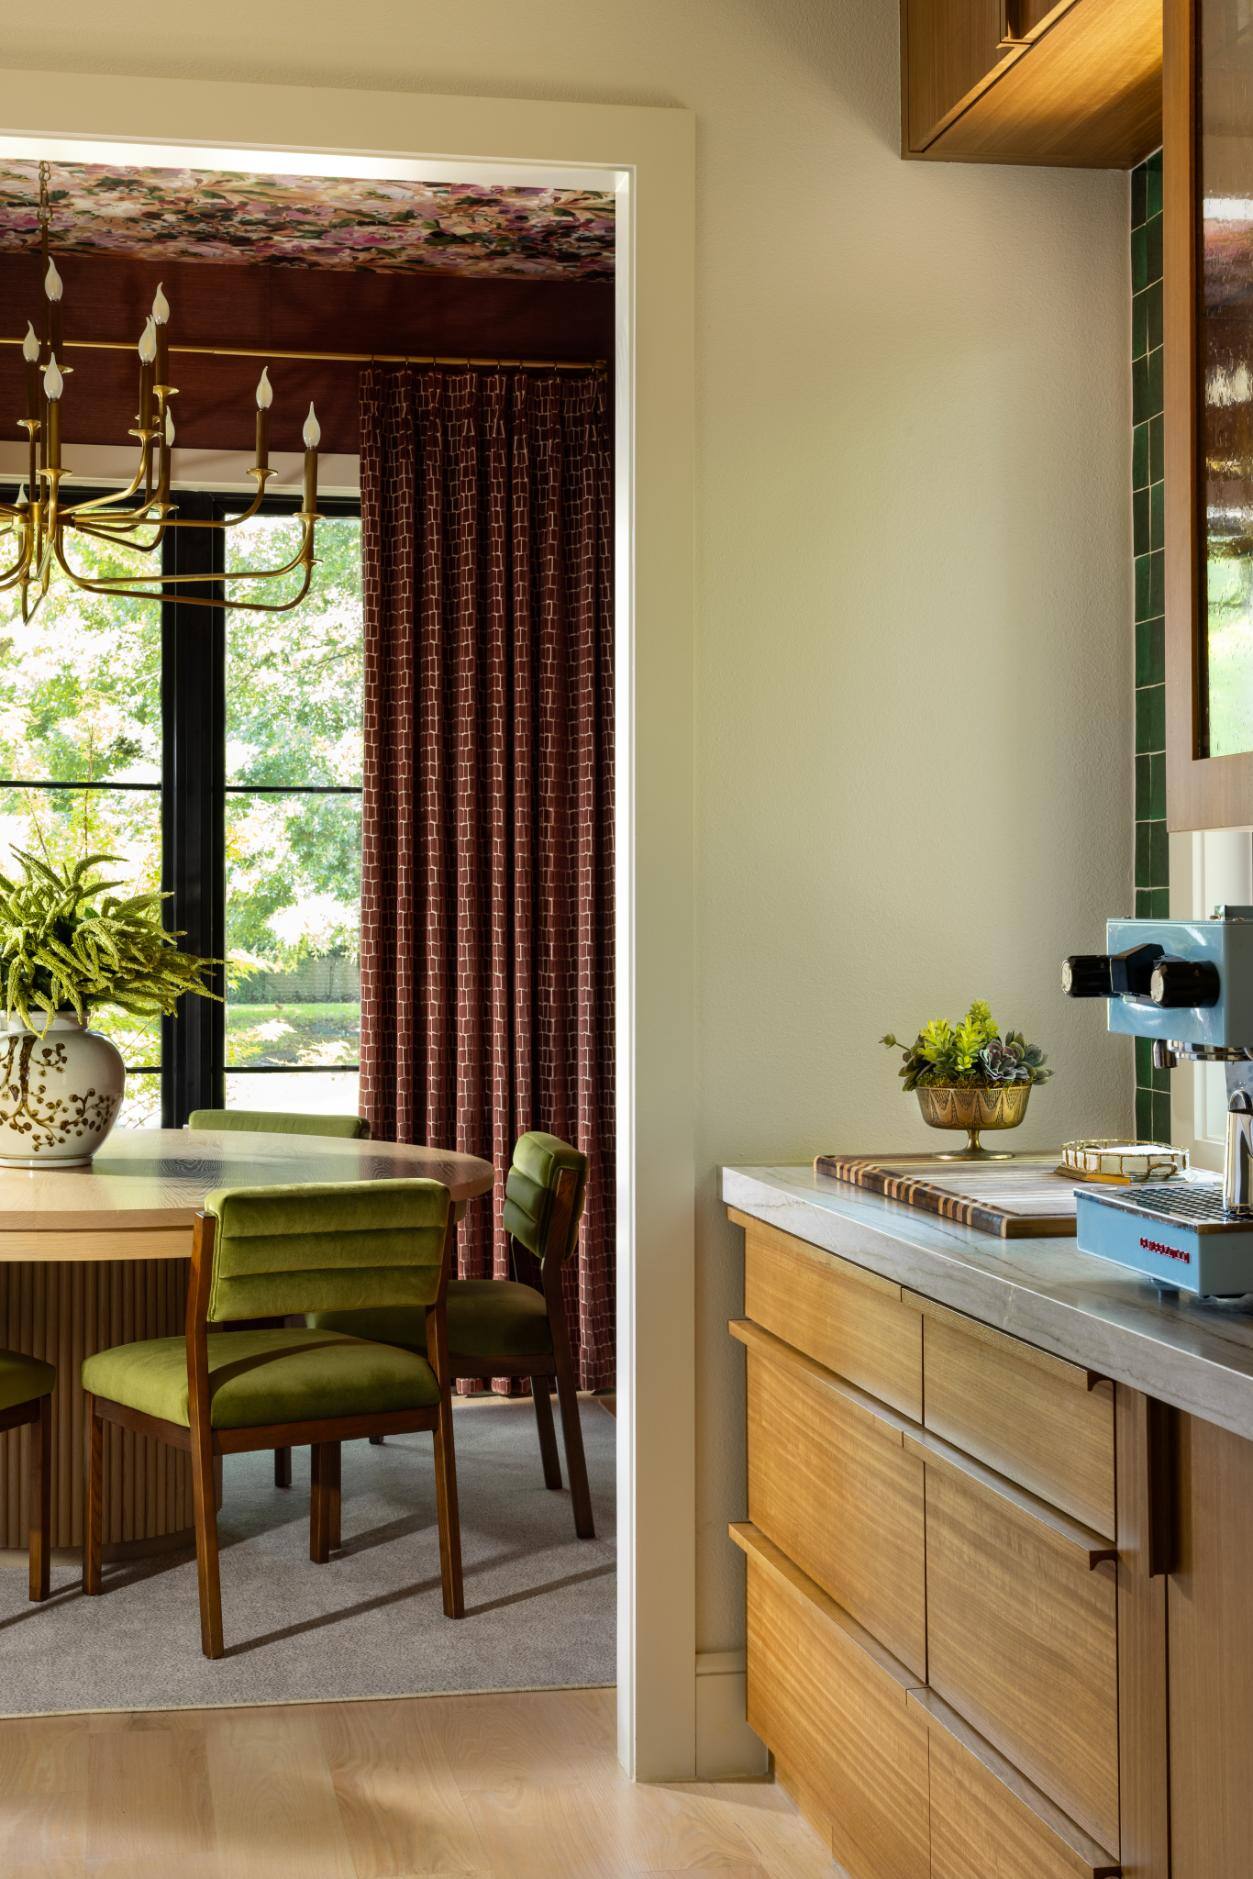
xmin=161 ymin=496 xmax=226 ymax=1125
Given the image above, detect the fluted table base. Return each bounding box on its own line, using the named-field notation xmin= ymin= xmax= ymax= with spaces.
xmin=0 ymin=1260 xmax=192 ymax=1551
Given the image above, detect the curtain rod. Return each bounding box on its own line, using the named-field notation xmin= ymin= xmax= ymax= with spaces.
xmin=0 ymin=337 xmax=606 ymax=371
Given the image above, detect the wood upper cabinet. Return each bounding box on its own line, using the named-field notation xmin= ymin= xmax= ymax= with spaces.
xmin=902 ymin=0 xmax=1162 ymax=166
xmin=902 ymin=0 xmax=1025 ymax=153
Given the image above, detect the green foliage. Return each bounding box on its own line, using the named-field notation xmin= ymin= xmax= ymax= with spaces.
xmin=0 ymin=848 xmax=217 ymax=1032
xmin=881 ymin=1000 xmax=1053 ymax=1092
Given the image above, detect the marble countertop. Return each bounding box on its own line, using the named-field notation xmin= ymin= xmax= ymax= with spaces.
xmin=721 ymin=1163 xmax=1253 ymax=1442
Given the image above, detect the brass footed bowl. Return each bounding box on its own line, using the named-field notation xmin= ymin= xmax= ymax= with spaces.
xmin=916 ymin=1082 xmax=1031 ymax=1160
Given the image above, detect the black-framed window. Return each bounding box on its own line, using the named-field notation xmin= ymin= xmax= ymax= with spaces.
xmin=0 ymin=487 xmax=363 ymax=1128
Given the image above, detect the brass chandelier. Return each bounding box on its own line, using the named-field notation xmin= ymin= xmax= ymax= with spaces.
xmin=0 ymin=162 xmax=322 ymax=620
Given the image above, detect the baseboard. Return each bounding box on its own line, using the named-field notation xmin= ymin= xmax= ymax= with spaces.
xmin=694 ymin=1650 xmax=768 ymax=1779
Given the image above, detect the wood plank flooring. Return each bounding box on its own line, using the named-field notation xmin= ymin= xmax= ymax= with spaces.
xmin=0 ymin=1686 xmax=837 ymax=1877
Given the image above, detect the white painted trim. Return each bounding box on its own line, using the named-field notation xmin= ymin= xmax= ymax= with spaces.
xmin=0 ymin=67 xmax=697 ymax=1783
xmin=1171 ymin=828 xmax=1253 ymax=1170
xmin=694 ymin=1651 xmax=768 ymax=1780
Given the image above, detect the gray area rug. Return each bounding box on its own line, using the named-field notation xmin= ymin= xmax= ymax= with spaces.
xmin=0 ymin=1398 xmax=615 ymax=1716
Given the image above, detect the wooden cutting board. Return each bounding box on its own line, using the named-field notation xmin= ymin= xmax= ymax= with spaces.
xmin=814 ymin=1152 xmax=1089 ymax=1239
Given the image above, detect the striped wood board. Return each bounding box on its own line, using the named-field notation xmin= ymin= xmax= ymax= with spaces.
xmin=814 ymin=1152 xmax=1087 ymax=1239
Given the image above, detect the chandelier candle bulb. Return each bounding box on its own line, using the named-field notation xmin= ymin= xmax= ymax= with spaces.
xmin=43 ymin=255 xmax=62 ymax=355
xmin=302 ymin=402 xmax=320 ymax=512
xmin=151 ymin=283 xmax=169 ymax=388
xmin=254 ymin=367 xmax=272 ymax=474
xmin=20 ymin=323 xmax=39 ymax=424
xmin=42 ymin=354 xmax=61 ymax=470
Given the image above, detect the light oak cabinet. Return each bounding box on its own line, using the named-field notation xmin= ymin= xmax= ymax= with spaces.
xmin=731 ymin=1211 xmax=1253 ymax=1878
xmin=901 ymin=0 xmax=1161 ymax=167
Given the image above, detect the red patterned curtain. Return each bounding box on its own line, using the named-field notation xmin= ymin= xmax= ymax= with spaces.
xmin=358 ymin=365 xmax=614 ymax=1391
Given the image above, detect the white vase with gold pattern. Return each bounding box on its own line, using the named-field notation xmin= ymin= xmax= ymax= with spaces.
xmin=0 ymin=1014 xmax=125 ymax=1168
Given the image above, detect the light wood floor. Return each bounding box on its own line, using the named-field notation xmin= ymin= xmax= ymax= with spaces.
xmin=0 ymin=1685 xmax=836 ymax=1877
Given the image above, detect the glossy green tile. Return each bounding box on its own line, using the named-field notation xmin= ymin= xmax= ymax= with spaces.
xmin=1136 ymin=1036 xmax=1154 ymax=1085
xmin=1136 ymin=1086 xmax=1155 ymax=1137
xmin=1132 ymin=165 xmax=1147 ymax=228
xmin=1133 ymin=486 xmax=1150 ymax=556
xmin=1150 ymin=413 xmax=1164 ymax=482
xmin=1153 ymin=1055 xmax=1173 ymax=1093
xmin=1132 ymin=353 xmax=1150 ymax=424
xmin=1136 ymin=552 xmax=1165 ymax=622
xmin=1133 ymin=421 xmax=1149 ymax=491
xmin=1152 ymin=1091 xmax=1172 ymax=1141
xmin=1146 ymin=213 xmax=1163 ymax=286
xmin=1132 ymin=290 xmax=1148 ymax=362
xmin=1146 ymin=154 xmax=1163 ymax=219
xmin=1150 ymin=817 xmax=1169 ymax=887
xmin=1149 ymin=888 xmax=1171 ymax=919
xmin=1148 ymin=752 xmax=1167 ymax=821
xmin=1146 ymin=281 xmax=1163 ymax=352
xmin=1150 ymin=480 xmax=1164 ymax=551
xmin=1132 ymin=223 xmax=1149 ymax=293
xmin=1136 ymin=887 xmax=1155 ymax=917
xmin=1145 ymin=346 xmax=1163 ymax=420
xmin=1136 ymin=614 xmax=1165 ymax=688
xmin=1136 ymin=753 xmax=1151 ymax=816
xmin=1136 ymin=683 xmax=1165 ymax=753
xmin=1136 ymin=820 xmax=1151 ymax=886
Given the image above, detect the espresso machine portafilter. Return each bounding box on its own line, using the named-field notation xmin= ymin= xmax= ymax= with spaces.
xmin=1062 ymin=907 xmax=1253 ymax=1295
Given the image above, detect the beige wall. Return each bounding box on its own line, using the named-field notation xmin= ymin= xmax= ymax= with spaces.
xmin=5 ymin=0 xmax=1134 ymax=1654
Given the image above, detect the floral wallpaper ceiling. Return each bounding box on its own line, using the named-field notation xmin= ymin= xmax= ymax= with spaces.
xmin=0 ymin=161 xmax=615 ymax=281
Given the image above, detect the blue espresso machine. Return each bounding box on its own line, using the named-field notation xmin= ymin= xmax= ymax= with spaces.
xmin=1062 ymin=907 xmax=1253 ymax=1298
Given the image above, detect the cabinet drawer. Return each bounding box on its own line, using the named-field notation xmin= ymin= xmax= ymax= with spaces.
xmin=921 ymin=1449 xmax=1120 ymax=1853
xmin=735 ymin=1211 xmax=922 ymax=1419
xmin=913 ymin=1293 xmax=1115 ymax=1536
xmin=731 ymin=1522 xmax=929 ymax=1879
xmin=917 ymin=1690 xmax=1121 ymax=1879
xmin=734 ymin=1318 xmax=926 ymax=1677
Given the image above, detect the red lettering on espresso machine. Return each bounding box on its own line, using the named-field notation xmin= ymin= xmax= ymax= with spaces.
xmin=1140 ymin=1236 xmax=1192 ymax=1265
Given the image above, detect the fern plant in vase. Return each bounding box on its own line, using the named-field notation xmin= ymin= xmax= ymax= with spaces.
xmin=0 ymin=850 xmax=217 ymax=1168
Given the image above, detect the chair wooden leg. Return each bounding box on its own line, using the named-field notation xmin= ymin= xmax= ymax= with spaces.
xmin=532 ymin=1377 xmax=563 ymax=1489
xmin=28 ymin=1395 xmax=51 ymax=1603
xmin=431 ymin=1397 xmax=464 ymax=1619
xmin=310 ymin=1442 xmax=340 ymax=1563
xmin=369 ymin=1434 xmax=385 ymax=1446
xmin=83 ymin=1393 xmax=104 ymax=1596
xmin=274 ymin=1446 xmax=292 ymax=1489
xmin=553 ymin=1342 xmax=595 ymax=1540
xmin=189 ymin=1422 xmax=224 ymax=1660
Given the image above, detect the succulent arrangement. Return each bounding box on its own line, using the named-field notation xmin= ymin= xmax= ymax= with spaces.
xmin=881 ymin=1000 xmax=1053 ymax=1092
xmin=0 ymin=849 xmax=217 ymax=1033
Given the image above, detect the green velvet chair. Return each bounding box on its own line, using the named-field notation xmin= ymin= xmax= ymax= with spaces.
xmin=0 ymin=1353 xmax=55 ymax=1603
xmin=189 ymin=1107 xmax=370 ymax=1489
xmin=315 ymin=1131 xmax=595 ymax=1540
xmin=187 ymin=1109 xmax=369 ymax=1140
xmin=81 ymin=1178 xmax=463 ymax=1659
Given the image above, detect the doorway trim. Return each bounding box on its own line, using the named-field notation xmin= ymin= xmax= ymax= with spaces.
xmin=0 ymin=68 xmax=697 ymax=1781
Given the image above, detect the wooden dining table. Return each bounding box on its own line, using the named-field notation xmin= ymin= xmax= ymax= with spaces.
xmin=0 ymin=1129 xmax=494 ymax=1557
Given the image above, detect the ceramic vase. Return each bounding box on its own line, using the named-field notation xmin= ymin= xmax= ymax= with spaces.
xmin=0 ymin=1014 xmax=125 ymax=1168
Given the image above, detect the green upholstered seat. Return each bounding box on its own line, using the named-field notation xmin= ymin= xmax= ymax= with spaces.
xmin=188 ymin=1109 xmax=368 ymax=1139
xmin=503 ymin=1132 xmax=588 ymax=1261
xmin=82 ymin=1326 xmax=438 ymax=1430
xmin=313 ymin=1278 xmax=555 ymax=1360
xmin=0 ymin=1349 xmax=55 ymax=1414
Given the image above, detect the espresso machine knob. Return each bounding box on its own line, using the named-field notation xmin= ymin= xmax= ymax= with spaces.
xmin=1061 ymin=955 xmax=1113 ymax=997
xmin=1149 ymin=959 xmax=1221 ymax=1009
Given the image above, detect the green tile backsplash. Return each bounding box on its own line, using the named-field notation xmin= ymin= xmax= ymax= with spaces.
xmin=1132 ymin=150 xmax=1168 ymax=1136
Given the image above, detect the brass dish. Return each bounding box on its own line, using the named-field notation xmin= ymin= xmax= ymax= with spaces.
xmin=915 ymin=1082 xmax=1032 ymax=1160
xmin=1057 ymin=1138 xmax=1188 ymax=1184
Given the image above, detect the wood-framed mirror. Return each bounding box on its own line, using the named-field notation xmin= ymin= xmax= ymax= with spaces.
xmin=1165 ymin=0 xmax=1253 ymax=829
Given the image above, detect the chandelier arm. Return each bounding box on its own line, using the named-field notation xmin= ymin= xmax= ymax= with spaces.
xmin=73 ymin=485 xmax=271 ymax=535
xmin=0 ymin=543 xmax=33 ymax=588
xmin=58 ymin=445 xmax=156 ymax=517
xmin=52 ymin=520 xmax=315 ymax=598
xmin=39 ymin=561 xmax=316 ymax=614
